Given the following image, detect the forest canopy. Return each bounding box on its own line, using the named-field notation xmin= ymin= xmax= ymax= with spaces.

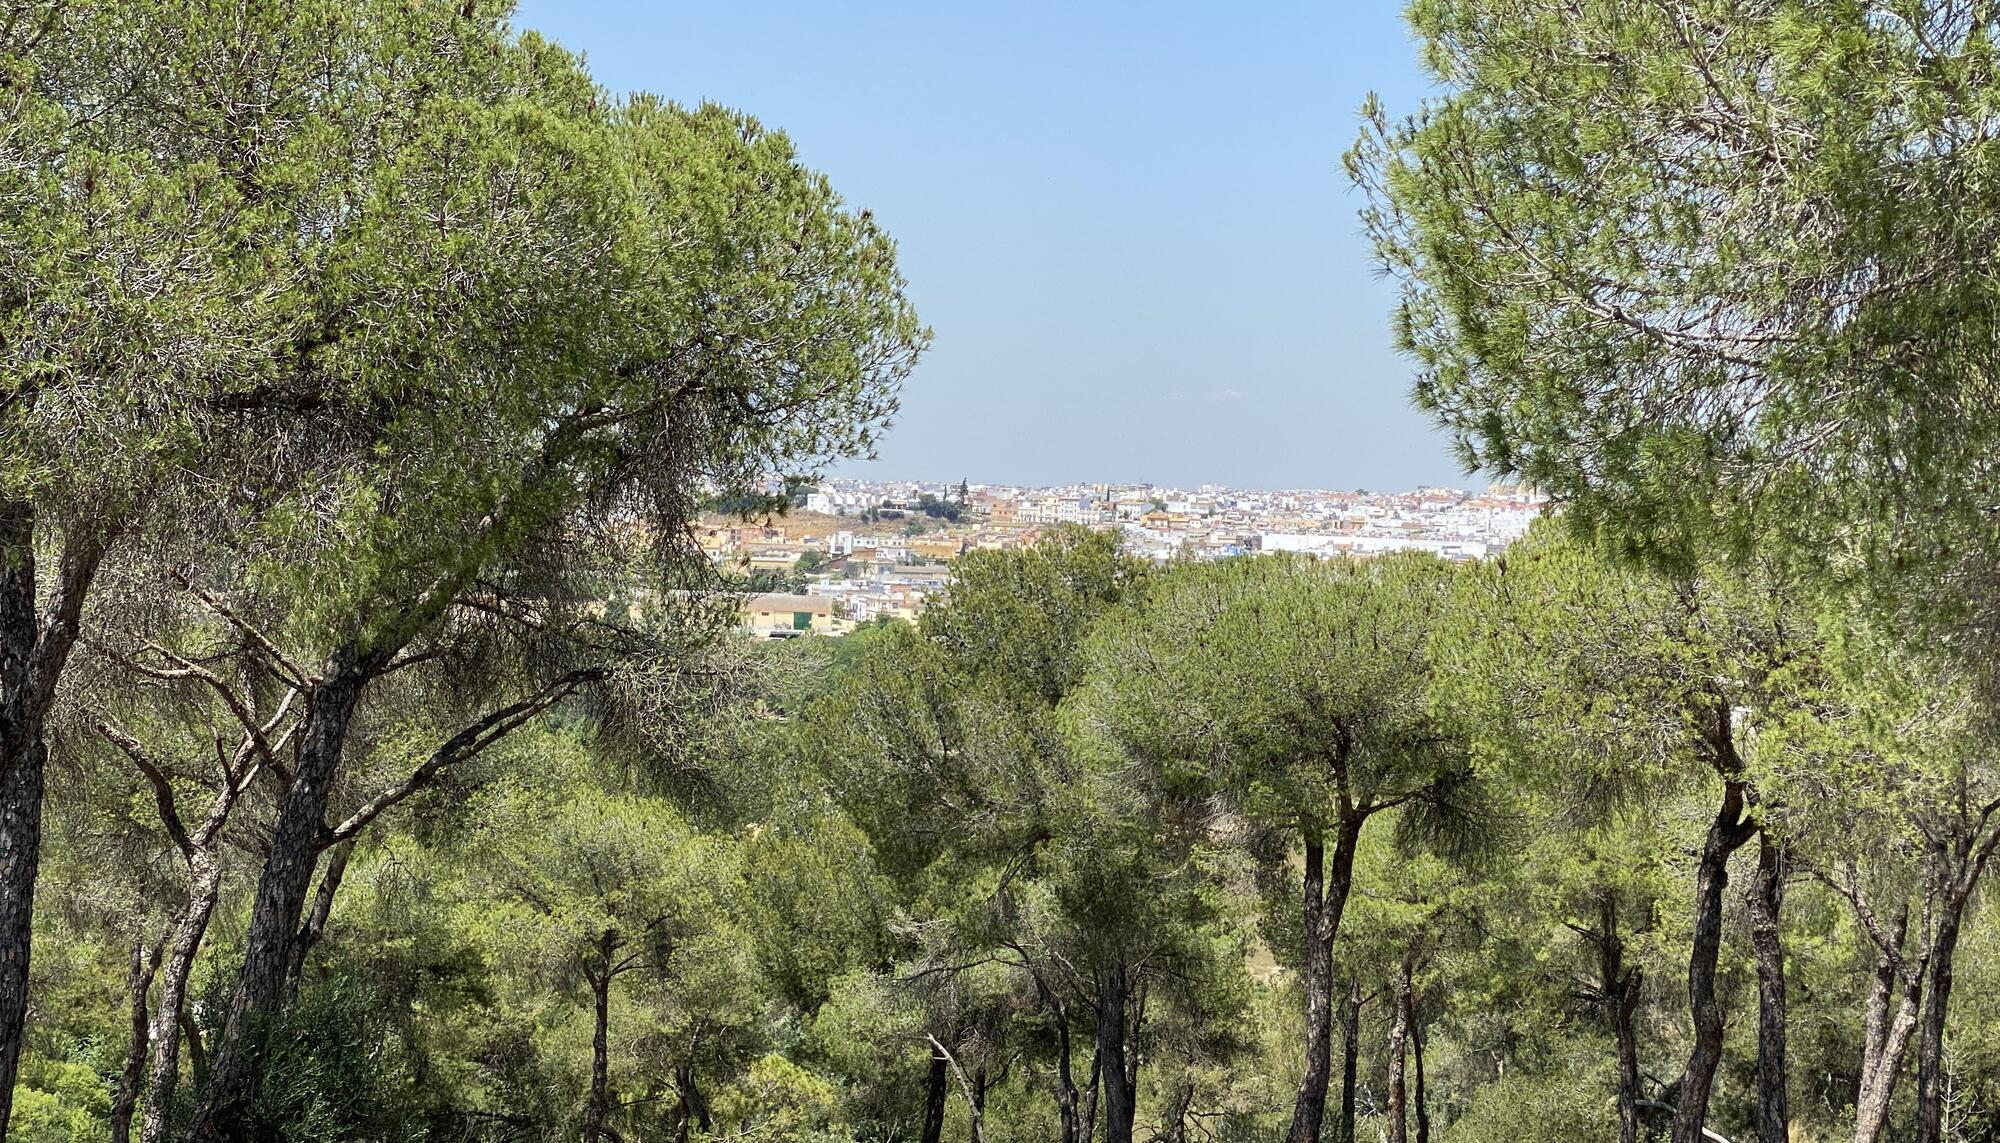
xmin=10 ymin=2 xmax=2000 ymax=1143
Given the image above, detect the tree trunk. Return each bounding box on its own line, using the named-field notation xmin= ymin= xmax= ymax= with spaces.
xmin=583 ymin=953 xmax=613 ymax=1143
xmin=1855 ymin=977 xmax=1921 ymax=1143
xmin=1291 ymin=838 xmax=1332 ymax=1143
xmin=1598 ymin=889 xmax=1644 ymax=1143
xmin=1339 ymin=977 xmax=1362 ymax=1143
xmin=285 ymin=840 xmax=353 ymax=995
xmin=1914 ymin=807 xmax=2000 ymax=1143
xmin=929 ymin=1037 xmax=989 ymax=1143
xmin=1161 ymin=1078 xmax=1195 ymax=1143
xmin=1853 ymin=906 xmax=1921 ymax=1143
xmin=1054 ymin=1004 xmax=1082 ymax=1143
xmin=675 ymin=1060 xmax=712 ymax=1140
xmin=691 ymin=1064 xmax=713 ymax=1135
xmin=1671 ymin=780 xmax=1757 ymax=1143
xmin=184 ymin=652 xmax=376 ymax=1142
xmin=1412 ymin=991 xmax=1431 ymax=1143
xmin=0 ymin=498 xmax=37 ymax=1141
xmin=1387 ymin=957 xmax=1412 ymax=1143
xmin=1615 ymin=979 xmax=1643 ymax=1143
xmin=1913 ymin=897 xmax=1966 ymax=1143
xmin=921 ymin=1048 xmax=949 ymax=1143
xmin=0 ymin=504 xmax=103 ymax=1139
xmin=142 ymin=855 xmax=225 ymax=1143
xmin=1745 ymin=832 xmax=1788 ymax=1143
xmin=1123 ymin=980 xmax=1145 ymax=1112
xmin=1096 ymin=961 xmax=1135 ymax=1143
xmin=1082 ymin=1041 xmax=1102 ymax=1143
xmin=0 ymin=731 xmax=45 ymax=1140
xmin=112 ymin=940 xmax=162 ymax=1143
xmin=1287 ymin=817 xmax=1362 ymax=1143
xmin=178 ymin=1009 xmax=206 ymax=1090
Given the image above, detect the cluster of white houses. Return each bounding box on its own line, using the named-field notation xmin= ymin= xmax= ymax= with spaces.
xmin=719 ymin=478 xmax=1546 ymax=638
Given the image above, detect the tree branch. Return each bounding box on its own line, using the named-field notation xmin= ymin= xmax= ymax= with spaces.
xmin=173 ymin=574 xmax=309 ymax=688
xmin=325 ymin=668 xmax=605 ymax=844
xmin=86 ymin=713 xmax=193 ymax=859
xmin=926 ymin=1033 xmax=989 ymax=1143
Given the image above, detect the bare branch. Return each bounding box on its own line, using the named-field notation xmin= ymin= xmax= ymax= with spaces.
xmin=326 ymin=668 xmax=605 ymax=844
xmin=86 ymin=713 xmax=193 ymax=859
xmin=172 ymin=574 xmax=309 ymax=688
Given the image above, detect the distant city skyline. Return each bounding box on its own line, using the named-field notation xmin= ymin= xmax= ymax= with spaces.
xmin=803 ymin=472 xmax=1499 ymax=496
xmin=511 ymin=1 xmax=1471 ymax=492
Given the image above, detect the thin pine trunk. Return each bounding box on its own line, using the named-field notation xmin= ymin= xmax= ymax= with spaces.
xmin=111 ymin=941 xmax=162 ymax=1143
xmin=1339 ymin=978 xmax=1362 ymax=1143
xmin=920 ymin=1048 xmax=949 ymax=1143
xmin=1913 ymin=901 xmax=1966 ymax=1143
xmin=1599 ymin=890 xmax=1643 ymax=1143
xmin=675 ymin=1060 xmax=712 ymax=1140
xmin=1746 ymin=833 xmax=1789 ymax=1143
xmin=1082 ymin=1042 xmax=1102 ymax=1143
xmin=1096 ymin=961 xmax=1134 ymax=1143
xmin=1412 ymin=992 xmax=1430 ymax=1143
xmin=1386 ymin=958 xmax=1412 ymax=1143
xmin=142 ymin=857 xmax=224 ymax=1143
xmin=1054 ymin=1001 xmax=1082 ymax=1143
xmin=0 ymin=731 xmax=46 ymax=1139
xmin=285 ymin=841 xmax=354 ymax=995
xmin=1287 ymin=817 xmax=1361 ymax=1143
xmin=583 ymin=945 xmax=614 ymax=1143
xmin=0 ymin=506 xmax=104 ymax=1138
xmin=1671 ymin=780 xmax=1757 ymax=1143
xmin=1853 ymin=905 xmax=1921 ymax=1143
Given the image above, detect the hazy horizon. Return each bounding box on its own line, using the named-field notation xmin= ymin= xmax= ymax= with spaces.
xmin=801 ymin=471 xmax=1503 ymax=495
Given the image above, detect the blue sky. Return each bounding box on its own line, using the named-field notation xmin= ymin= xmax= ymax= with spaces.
xmin=511 ymin=1 xmax=1464 ymax=491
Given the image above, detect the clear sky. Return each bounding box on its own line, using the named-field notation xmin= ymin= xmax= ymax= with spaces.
xmin=511 ymin=1 xmax=1465 ymax=492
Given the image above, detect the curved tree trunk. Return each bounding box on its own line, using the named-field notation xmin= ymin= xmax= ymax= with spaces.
xmin=1671 ymin=780 xmax=1757 ymax=1143
xmin=141 ymin=856 xmax=225 ymax=1143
